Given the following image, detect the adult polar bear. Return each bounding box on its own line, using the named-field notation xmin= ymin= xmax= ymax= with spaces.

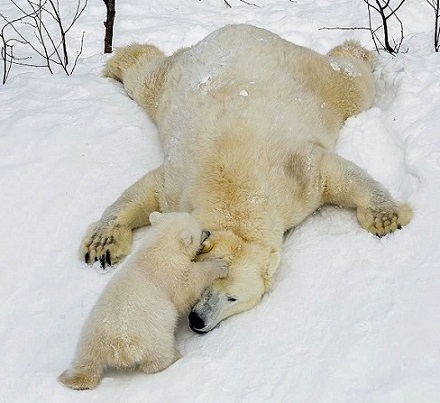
xmin=81 ymin=25 xmax=412 ymax=333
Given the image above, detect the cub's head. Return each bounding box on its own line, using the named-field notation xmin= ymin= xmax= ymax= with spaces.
xmin=149 ymin=211 xmax=211 ymax=258
xmin=188 ymin=229 xmax=281 ymax=333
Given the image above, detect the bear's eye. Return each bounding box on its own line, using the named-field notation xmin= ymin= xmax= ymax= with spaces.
xmin=227 ymin=296 xmax=237 ymax=302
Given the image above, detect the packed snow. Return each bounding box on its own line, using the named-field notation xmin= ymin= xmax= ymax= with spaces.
xmin=1 ymin=0 xmax=439 ymax=402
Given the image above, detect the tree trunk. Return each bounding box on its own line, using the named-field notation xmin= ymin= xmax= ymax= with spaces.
xmin=103 ymin=0 xmax=115 ymax=53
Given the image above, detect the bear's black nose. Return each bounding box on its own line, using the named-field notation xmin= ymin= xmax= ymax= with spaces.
xmin=188 ymin=311 xmax=206 ymax=333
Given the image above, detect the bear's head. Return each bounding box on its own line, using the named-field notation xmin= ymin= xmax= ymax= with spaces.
xmin=149 ymin=211 xmax=212 ymax=258
xmin=188 ymin=229 xmax=281 ymax=333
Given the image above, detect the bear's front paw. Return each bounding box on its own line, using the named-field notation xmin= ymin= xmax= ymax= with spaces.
xmin=357 ymin=202 xmax=413 ymax=237
xmin=80 ymin=219 xmax=133 ymax=268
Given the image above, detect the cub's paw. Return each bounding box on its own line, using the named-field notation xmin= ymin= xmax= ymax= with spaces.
xmin=58 ymin=369 xmax=99 ymax=390
xmin=209 ymin=257 xmax=229 ymax=279
xmin=357 ymin=202 xmax=413 ymax=237
xmin=80 ymin=220 xmax=132 ymax=268
xmin=198 ymin=237 xmax=213 ymax=255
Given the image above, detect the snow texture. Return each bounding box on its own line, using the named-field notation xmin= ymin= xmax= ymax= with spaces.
xmin=0 ymin=0 xmax=439 ymax=402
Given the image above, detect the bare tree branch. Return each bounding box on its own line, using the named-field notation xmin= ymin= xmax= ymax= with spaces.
xmin=363 ymin=0 xmax=406 ymax=54
xmin=238 ymin=0 xmax=259 ymax=6
xmin=319 ymin=26 xmax=371 ymax=31
xmin=426 ymin=0 xmax=440 ymax=51
xmin=219 ymin=0 xmax=259 ymax=7
xmin=0 ymin=0 xmax=87 ymax=83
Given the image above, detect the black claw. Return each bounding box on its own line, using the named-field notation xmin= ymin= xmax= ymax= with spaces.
xmin=105 ymin=250 xmax=111 ymax=266
xmin=94 ymin=257 xmax=98 ymax=262
xmin=100 ymin=255 xmax=106 ymax=269
xmin=397 ymin=224 xmax=402 ymax=230
xmin=85 ymin=252 xmax=90 ymax=264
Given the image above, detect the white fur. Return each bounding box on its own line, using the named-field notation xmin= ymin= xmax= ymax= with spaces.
xmin=60 ymin=212 xmax=227 ymax=389
xmin=81 ymin=25 xmax=412 ymax=333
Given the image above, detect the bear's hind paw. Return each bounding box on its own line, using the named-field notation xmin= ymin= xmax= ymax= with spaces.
xmin=357 ymin=202 xmax=413 ymax=237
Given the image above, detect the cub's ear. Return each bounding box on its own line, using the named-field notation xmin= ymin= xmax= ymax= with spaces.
xmin=149 ymin=211 xmax=163 ymax=226
xmin=180 ymin=230 xmax=194 ymax=247
xmin=264 ymin=249 xmax=281 ymax=279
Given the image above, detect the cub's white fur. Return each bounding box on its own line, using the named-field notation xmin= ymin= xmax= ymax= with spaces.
xmin=60 ymin=212 xmax=227 ymax=389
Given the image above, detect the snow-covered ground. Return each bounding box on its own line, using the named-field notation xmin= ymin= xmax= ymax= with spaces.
xmin=1 ymin=0 xmax=439 ymax=401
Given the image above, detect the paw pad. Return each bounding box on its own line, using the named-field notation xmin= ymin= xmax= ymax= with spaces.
xmin=80 ymin=221 xmax=132 ymax=268
xmin=358 ymin=202 xmax=413 ymax=237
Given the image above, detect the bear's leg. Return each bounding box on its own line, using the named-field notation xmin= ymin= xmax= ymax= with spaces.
xmin=138 ymin=349 xmax=182 ymax=375
xmin=319 ymin=151 xmax=413 ymax=237
xmin=80 ymin=165 xmax=164 ymax=267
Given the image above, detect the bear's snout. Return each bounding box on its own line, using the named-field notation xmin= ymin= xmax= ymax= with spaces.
xmin=188 ymin=311 xmax=207 ymax=333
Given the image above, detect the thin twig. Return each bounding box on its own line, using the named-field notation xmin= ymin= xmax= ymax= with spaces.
xmin=69 ymin=30 xmax=84 ymax=74
xmin=363 ymin=0 xmax=406 ymax=54
xmin=426 ymin=0 xmax=440 ymax=51
xmin=0 ymin=0 xmax=87 ymax=83
xmin=48 ymin=0 xmax=69 ymax=66
xmin=238 ymin=0 xmax=259 ymax=7
xmin=319 ymin=26 xmax=371 ymax=31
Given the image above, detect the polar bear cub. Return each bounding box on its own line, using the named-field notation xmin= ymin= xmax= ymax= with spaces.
xmin=58 ymin=212 xmax=227 ymax=390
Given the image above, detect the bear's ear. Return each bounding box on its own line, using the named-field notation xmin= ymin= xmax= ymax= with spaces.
xmin=180 ymin=230 xmax=194 ymax=247
xmin=149 ymin=211 xmax=163 ymax=226
xmin=264 ymin=249 xmax=281 ymax=279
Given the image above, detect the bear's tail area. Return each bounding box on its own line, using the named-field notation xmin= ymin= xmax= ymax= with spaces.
xmin=103 ymin=43 xmax=165 ymax=83
xmin=327 ymin=40 xmax=376 ymax=69
xmin=58 ymin=361 xmax=103 ymax=390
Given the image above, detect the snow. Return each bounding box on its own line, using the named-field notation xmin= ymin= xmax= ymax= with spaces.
xmin=330 ymin=60 xmax=361 ymax=77
xmin=1 ymin=0 xmax=439 ymax=401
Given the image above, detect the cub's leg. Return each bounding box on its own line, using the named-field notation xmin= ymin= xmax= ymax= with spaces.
xmin=319 ymin=151 xmax=413 ymax=236
xmin=58 ymin=361 xmax=103 ymax=390
xmin=138 ymin=349 xmax=182 ymax=374
xmin=80 ymin=165 xmax=163 ymax=266
xmin=191 ymin=258 xmax=229 ymax=292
